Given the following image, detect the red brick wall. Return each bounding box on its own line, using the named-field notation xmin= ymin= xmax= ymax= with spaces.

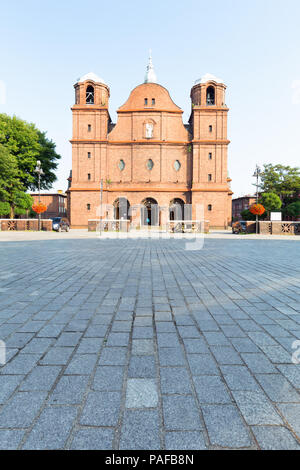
xmin=69 ymin=79 xmax=232 ymax=228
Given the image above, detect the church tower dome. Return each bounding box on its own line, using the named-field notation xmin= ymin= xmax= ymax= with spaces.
xmin=190 ymin=73 xmax=226 ymax=107
xmin=77 ymin=72 xmax=106 ymax=85
xmin=73 ymin=72 xmax=110 ymax=107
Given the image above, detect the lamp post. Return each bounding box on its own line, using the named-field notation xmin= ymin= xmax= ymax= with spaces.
xmin=34 ymin=160 xmax=44 ymax=231
xmin=252 ymin=165 xmax=261 ymax=234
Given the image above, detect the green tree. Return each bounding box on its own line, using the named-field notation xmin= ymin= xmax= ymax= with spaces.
xmin=0 ymin=114 xmax=40 ymax=188
xmin=0 ymin=145 xmax=20 ymax=200
xmin=14 ymin=192 xmax=34 ymax=216
xmin=31 ymin=130 xmax=61 ymax=190
xmin=241 ymin=209 xmax=255 ymax=221
xmin=259 ymin=192 xmax=282 ymax=216
xmin=0 ymin=201 xmax=10 ymax=216
xmin=0 ymin=144 xmax=25 ymax=217
xmin=0 ymin=114 xmax=61 ymax=191
xmin=260 ymin=164 xmax=300 ymax=202
xmin=285 ymin=201 xmax=300 ymax=218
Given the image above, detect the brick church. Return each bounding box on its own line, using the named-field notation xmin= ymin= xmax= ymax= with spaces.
xmin=68 ymin=55 xmax=232 ymax=228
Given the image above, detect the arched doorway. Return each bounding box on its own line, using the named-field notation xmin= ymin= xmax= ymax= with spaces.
xmin=113 ymin=197 xmax=130 ymax=220
xmin=169 ymin=198 xmax=185 ymax=221
xmin=141 ymin=198 xmax=159 ymax=226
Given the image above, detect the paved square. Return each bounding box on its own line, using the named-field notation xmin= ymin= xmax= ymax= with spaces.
xmin=126 ymin=378 xmax=158 ymax=408
xmin=0 ymin=236 xmax=300 ymax=449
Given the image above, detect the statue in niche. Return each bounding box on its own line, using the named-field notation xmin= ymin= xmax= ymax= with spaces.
xmin=145 ymin=122 xmax=153 ymax=139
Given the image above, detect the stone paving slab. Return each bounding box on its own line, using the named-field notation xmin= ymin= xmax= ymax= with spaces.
xmin=0 ymin=237 xmax=300 ymax=449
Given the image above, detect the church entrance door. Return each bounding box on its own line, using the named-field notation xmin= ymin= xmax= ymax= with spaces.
xmin=141 ymin=198 xmax=159 ymax=226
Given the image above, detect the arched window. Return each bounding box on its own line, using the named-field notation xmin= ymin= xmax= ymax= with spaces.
xmin=206 ymin=86 xmax=215 ymax=105
xmin=86 ymin=85 xmax=94 ymax=104
xmin=169 ymin=198 xmax=184 ymax=221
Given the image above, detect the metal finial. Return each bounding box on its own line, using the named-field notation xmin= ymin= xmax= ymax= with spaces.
xmin=144 ymin=50 xmax=157 ymax=83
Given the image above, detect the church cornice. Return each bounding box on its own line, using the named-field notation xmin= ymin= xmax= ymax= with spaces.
xmin=192 ymin=140 xmax=230 ymax=145
xmin=191 ymin=184 xmax=231 ymax=192
xmin=70 ymin=139 xmax=190 ymax=145
xmin=117 ymin=109 xmax=183 ymax=114
xmin=69 ymin=186 xmax=191 ymax=192
xmin=191 ymin=106 xmax=229 ymax=112
xmin=69 ymin=185 xmax=232 ymax=193
xmin=70 ymin=139 xmax=229 ymax=145
xmin=71 ymin=106 xmax=109 ymax=111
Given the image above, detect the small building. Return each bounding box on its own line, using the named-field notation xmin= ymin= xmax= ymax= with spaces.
xmin=31 ymin=191 xmax=67 ymax=219
xmin=232 ymin=195 xmax=256 ymax=221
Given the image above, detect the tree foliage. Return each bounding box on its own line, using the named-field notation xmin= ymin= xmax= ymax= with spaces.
xmin=260 ymin=164 xmax=300 ymax=201
xmin=0 ymin=144 xmax=26 ymax=217
xmin=240 ymin=209 xmax=265 ymax=221
xmin=0 ymin=113 xmax=61 ymax=191
xmin=14 ymin=193 xmax=34 ymax=215
xmin=0 ymin=201 xmax=10 ymax=216
xmin=0 ymin=114 xmax=40 ymax=188
xmin=0 ymin=114 xmax=61 ymax=217
xmin=285 ymin=201 xmax=300 ymax=218
xmin=241 ymin=209 xmax=255 ymax=221
xmin=31 ymin=131 xmax=61 ymax=190
xmin=259 ymin=192 xmax=282 ymax=213
xmin=0 ymin=144 xmax=22 ymax=201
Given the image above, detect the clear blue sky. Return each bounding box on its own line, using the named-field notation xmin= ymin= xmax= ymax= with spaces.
xmin=1 ymin=0 xmax=300 ymax=197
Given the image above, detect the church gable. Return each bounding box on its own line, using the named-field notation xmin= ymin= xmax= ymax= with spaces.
xmin=118 ymin=83 xmax=182 ymax=112
xmin=108 ymin=83 xmax=189 ymax=142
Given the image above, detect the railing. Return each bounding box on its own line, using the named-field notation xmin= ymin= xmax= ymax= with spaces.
xmin=88 ymin=219 xmax=130 ymax=232
xmin=166 ymin=220 xmax=209 ymax=233
xmin=259 ymin=221 xmax=300 ymax=235
xmin=242 ymin=221 xmax=300 ymax=235
xmin=0 ymin=219 xmax=52 ymax=231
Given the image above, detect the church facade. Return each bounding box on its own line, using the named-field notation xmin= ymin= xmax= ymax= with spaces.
xmin=68 ymin=57 xmax=232 ymax=229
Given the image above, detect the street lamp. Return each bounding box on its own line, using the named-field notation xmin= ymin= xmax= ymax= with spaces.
xmin=252 ymin=165 xmax=261 ymax=234
xmin=34 ymin=160 xmax=44 ymax=231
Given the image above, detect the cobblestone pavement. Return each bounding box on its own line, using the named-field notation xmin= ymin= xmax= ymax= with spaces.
xmin=0 ymin=238 xmax=300 ymax=450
